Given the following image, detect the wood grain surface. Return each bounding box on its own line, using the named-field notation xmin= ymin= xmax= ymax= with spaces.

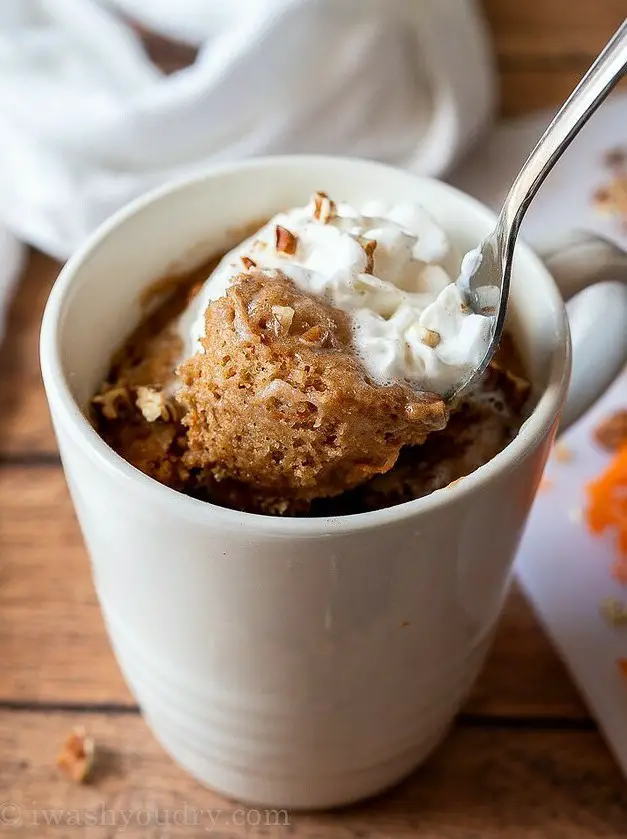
xmin=3 ymin=3 xmax=627 ymax=835
xmin=2 ymin=712 xmax=626 ymax=839
xmin=482 ymin=0 xmax=627 ymax=115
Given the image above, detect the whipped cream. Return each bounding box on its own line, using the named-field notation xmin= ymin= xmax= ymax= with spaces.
xmin=177 ymin=195 xmax=493 ymax=395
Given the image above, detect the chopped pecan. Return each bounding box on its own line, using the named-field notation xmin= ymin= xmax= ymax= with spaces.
xmin=275 ymin=225 xmax=298 ymax=255
xmin=271 ymin=305 xmax=295 ymax=337
xmin=355 ymin=237 xmax=377 ymax=274
xmin=92 ymin=386 xmax=131 ymax=420
xmin=312 ymin=191 xmax=337 ymax=223
xmin=264 ymin=498 xmax=290 ymax=516
xmin=420 ymin=327 xmax=441 ymax=348
xmin=299 ymin=325 xmax=329 ymax=347
xmin=241 ymin=256 xmax=257 ymax=270
xmin=136 ymin=386 xmax=178 ymax=422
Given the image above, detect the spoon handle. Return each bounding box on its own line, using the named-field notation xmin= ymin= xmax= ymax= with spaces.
xmin=498 ymin=18 xmax=627 ymax=242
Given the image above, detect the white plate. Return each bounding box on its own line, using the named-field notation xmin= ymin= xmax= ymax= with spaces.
xmin=517 ymin=374 xmax=627 ymax=777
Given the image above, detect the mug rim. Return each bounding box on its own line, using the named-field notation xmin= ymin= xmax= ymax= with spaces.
xmin=40 ymin=154 xmax=570 ymax=537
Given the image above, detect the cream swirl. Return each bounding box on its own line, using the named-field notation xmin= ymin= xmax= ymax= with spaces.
xmin=177 ymin=194 xmax=492 ymax=394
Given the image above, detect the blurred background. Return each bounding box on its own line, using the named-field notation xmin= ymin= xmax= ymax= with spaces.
xmin=0 ymin=0 xmax=625 ymax=331
xmin=0 ymin=1 xmax=625 ymax=259
xmin=127 ymin=0 xmax=627 ymax=114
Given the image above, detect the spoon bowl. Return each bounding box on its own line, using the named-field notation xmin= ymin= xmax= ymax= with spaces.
xmin=447 ymin=18 xmax=627 ymax=404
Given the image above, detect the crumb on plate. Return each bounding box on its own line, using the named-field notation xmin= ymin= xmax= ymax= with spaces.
xmin=601 ymin=597 xmax=627 ymax=626
xmin=538 ymin=477 xmax=553 ymax=494
xmin=612 ymin=560 xmax=627 ymax=585
xmin=552 ymin=441 xmax=574 ymax=464
xmin=592 ymin=169 xmax=627 ymax=227
xmin=593 ymin=409 xmax=627 ymax=452
xmin=603 ymin=147 xmax=627 ymax=169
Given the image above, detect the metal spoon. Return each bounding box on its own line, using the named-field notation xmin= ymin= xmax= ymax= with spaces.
xmin=448 ymin=18 xmax=627 ymax=403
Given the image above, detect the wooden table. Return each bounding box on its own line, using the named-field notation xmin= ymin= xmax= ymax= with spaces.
xmin=2 ymin=4 xmax=627 ymax=836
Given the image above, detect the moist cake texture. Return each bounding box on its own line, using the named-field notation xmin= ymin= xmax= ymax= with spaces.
xmin=177 ymin=269 xmax=448 ymax=511
xmin=92 ymin=257 xmax=530 ymax=516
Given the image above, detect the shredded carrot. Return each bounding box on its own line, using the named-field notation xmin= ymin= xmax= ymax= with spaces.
xmin=586 ymin=445 xmax=627 ymax=557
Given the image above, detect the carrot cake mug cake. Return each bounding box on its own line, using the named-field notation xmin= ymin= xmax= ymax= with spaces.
xmin=41 ymin=157 xmax=627 ymax=808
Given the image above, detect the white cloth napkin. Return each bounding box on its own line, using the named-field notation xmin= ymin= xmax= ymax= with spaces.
xmin=0 ymin=0 xmax=494 ymax=334
xmin=0 ymin=0 xmax=494 ymax=257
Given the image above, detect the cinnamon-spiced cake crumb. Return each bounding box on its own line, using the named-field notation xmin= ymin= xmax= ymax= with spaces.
xmin=176 ymin=269 xmax=448 ymax=512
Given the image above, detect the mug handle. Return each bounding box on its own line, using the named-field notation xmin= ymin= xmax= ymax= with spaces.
xmin=537 ymin=231 xmax=627 ymax=432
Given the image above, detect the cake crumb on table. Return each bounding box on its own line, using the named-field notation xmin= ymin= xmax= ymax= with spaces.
xmin=56 ymin=727 xmax=95 ymax=784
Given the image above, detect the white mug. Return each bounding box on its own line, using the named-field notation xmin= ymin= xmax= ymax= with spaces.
xmin=40 ymin=156 xmax=627 ymax=809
